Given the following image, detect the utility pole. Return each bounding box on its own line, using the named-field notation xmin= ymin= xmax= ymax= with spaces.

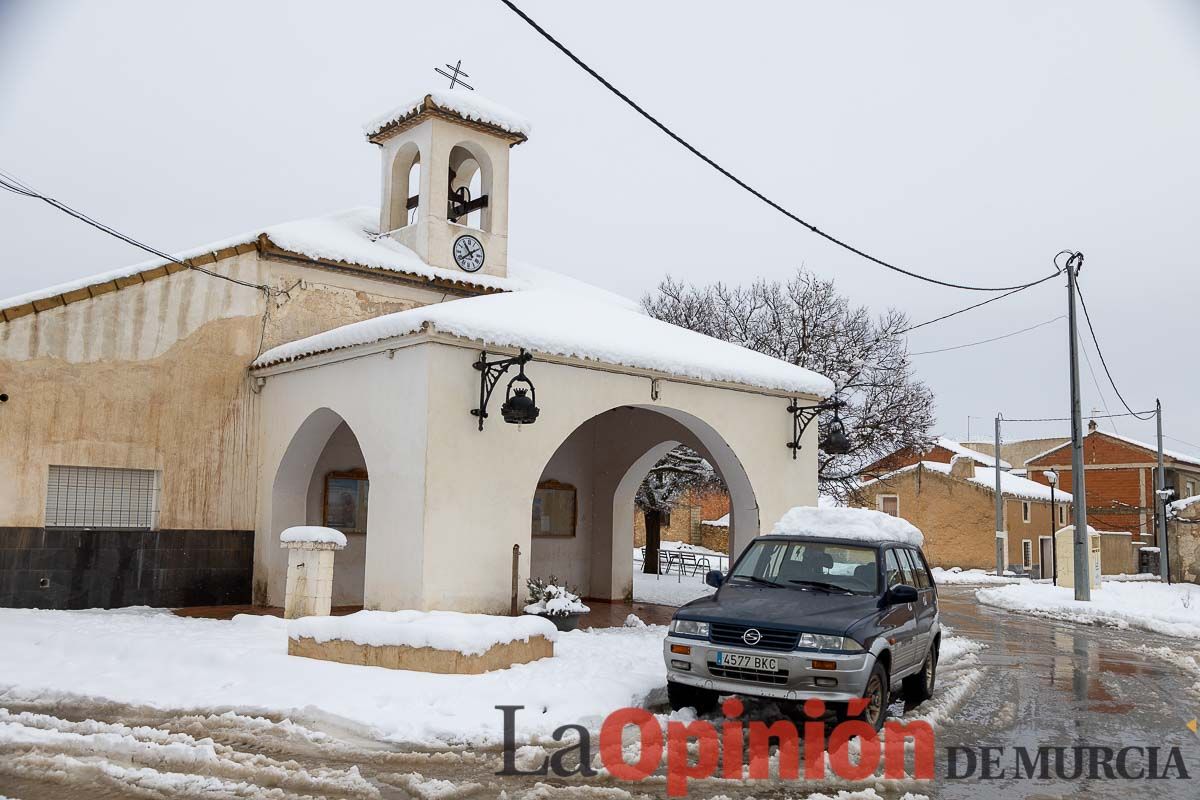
xmin=995 ymin=414 xmax=1005 ymax=575
xmin=1066 ymin=252 xmax=1091 ymax=601
xmin=1155 ymin=399 xmax=1170 ymax=583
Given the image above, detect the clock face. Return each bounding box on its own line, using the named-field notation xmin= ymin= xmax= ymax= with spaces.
xmin=453 ymin=234 xmax=485 ymax=272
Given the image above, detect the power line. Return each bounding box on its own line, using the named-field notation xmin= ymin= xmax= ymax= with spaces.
xmin=910 ymin=315 xmax=1064 ymax=356
xmin=1077 ymin=326 xmax=1119 ymax=434
xmin=497 ymin=0 xmax=1061 ymax=294
xmin=1074 ymin=280 xmax=1156 ymax=421
xmin=897 ymin=276 xmax=1060 ymax=334
xmin=0 ymin=171 xmax=280 ymax=297
xmin=1002 ymin=410 xmax=1156 ymax=423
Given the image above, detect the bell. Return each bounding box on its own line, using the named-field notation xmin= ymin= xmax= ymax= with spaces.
xmin=819 ymin=416 xmax=852 ymax=455
xmin=501 ymin=387 xmax=540 ymax=425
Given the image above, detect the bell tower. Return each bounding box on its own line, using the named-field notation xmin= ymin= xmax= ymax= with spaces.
xmin=366 ymin=91 xmax=529 ymax=278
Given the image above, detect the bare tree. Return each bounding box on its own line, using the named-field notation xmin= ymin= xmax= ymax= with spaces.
xmin=643 ymin=270 xmax=935 ymax=502
xmin=636 ymin=446 xmax=720 ymax=574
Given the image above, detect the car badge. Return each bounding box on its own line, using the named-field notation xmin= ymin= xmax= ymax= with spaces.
xmin=742 ymin=628 xmax=762 ymax=646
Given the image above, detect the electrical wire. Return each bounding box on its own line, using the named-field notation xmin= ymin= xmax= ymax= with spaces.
xmin=909 ymin=315 xmax=1064 ymax=356
xmin=0 ymin=171 xmax=282 ymax=297
xmin=897 ymin=276 xmax=1060 ymax=334
xmin=1074 ymin=280 xmax=1157 ymax=421
xmin=497 ymin=0 xmax=1061 ymax=294
xmin=1002 ymin=410 xmax=1156 ymax=423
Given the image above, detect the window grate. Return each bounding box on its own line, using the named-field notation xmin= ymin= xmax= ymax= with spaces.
xmin=45 ymin=465 xmax=159 ymax=530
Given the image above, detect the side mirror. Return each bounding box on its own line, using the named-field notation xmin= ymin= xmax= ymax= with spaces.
xmin=889 ymin=584 xmax=918 ymax=604
xmin=704 ymin=570 xmax=724 ymax=589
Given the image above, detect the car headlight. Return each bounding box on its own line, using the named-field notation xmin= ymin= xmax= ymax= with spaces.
xmin=670 ymin=619 xmax=710 ymax=638
xmin=797 ymin=633 xmax=863 ymax=651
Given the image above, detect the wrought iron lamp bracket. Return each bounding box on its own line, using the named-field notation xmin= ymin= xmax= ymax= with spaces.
xmin=471 ymin=349 xmax=533 ymax=430
xmin=786 ymin=398 xmax=845 ymax=459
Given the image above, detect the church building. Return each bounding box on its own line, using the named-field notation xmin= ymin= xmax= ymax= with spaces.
xmin=0 ymin=88 xmax=832 ymax=612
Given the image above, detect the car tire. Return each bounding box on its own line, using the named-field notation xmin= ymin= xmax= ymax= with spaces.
xmin=902 ymin=642 xmax=938 ymax=704
xmin=835 ymin=659 xmax=890 ymax=731
xmin=667 ymin=680 xmax=719 ymax=715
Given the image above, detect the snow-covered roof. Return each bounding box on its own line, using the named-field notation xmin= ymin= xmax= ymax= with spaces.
xmin=701 ymin=513 xmax=729 ymax=528
xmin=1169 ymin=494 xmax=1200 ymax=517
xmin=863 ymin=460 xmax=1072 ymax=503
xmin=771 ymin=506 xmax=925 ymax=547
xmin=1024 ymin=430 xmax=1200 ymax=469
xmin=0 ymin=208 xmax=638 ymax=318
xmin=253 ymin=288 xmax=835 ymax=397
xmin=364 ymin=88 xmax=531 ymax=140
xmin=930 ymin=438 xmax=1010 ymax=469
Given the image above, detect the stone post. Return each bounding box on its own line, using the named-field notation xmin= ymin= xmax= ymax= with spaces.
xmin=280 ymin=526 xmax=346 ymax=619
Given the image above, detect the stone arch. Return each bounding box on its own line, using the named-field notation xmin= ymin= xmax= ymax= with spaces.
xmin=386 ymin=141 xmax=422 ymax=233
xmin=267 ymin=406 xmax=371 ymax=608
xmin=447 ymin=141 xmax=493 ymax=230
xmin=525 ymin=404 xmax=759 ymax=604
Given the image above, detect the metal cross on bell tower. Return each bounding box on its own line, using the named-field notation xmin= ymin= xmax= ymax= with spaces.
xmin=434 ymin=60 xmax=474 ymax=91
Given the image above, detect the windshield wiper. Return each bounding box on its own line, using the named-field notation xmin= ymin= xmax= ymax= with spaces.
xmin=786 ymin=580 xmax=853 ymax=594
xmin=735 ymin=575 xmax=784 ymax=588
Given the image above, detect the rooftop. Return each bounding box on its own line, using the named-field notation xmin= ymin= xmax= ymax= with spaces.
xmin=862 ymin=460 xmax=1071 ymax=503
xmin=252 ymin=288 xmax=835 ymax=397
xmin=363 ymin=88 xmax=531 ymax=142
xmin=1023 ymin=429 xmax=1200 ymax=469
xmin=931 ymin=437 xmax=1011 ymax=470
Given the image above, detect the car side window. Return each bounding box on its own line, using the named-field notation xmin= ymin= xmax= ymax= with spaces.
xmin=884 ymin=548 xmax=904 ymax=589
xmin=903 ymin=549 xmax=931 ymax=589
xmin=894 ymin=548 xmax=918 ymax=586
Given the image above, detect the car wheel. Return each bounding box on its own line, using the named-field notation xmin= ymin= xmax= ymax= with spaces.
xmin=667 ymin=680 xmax=719 ymax=715
xmin=836 ymin=659 xmax=890 ymax=731
xmin=902 ymin=642 xmax=938 ymax=704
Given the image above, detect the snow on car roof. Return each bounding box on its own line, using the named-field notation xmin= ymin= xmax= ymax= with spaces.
xmin=253 ymin=288 xmax=835 ymax=397
xmin=770 ymin=506 xmax=925 ymax=547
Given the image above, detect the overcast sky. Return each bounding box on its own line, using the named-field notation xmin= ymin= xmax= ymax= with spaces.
xmin=3 ymin=1 xmax=1198 ymax=456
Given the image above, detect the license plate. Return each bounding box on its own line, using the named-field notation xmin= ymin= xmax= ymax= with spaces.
xmin=714 ymin=651 xmax=778 ymax=671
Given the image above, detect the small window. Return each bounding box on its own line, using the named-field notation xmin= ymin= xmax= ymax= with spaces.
xmin=1021 ymin=540 xmax=1033 ymax=570
xmin=894 ymin=548 xmax=918 ymax=587
xmin=1058 ymin=505 xmax=1066 ymax=525
xmin=878 ymin=495 xmax=899 ymax=517
xmin=900 ymin=548 xmax=931 ymax=589
xmin=661 ymin=510 xmax=672 ymax=529
xmin=1187 ymin=480 xmax=1196 ymax=499
xmin=45 ymin=465 xmax=159 ymax=530
xmin=1022 ymin=501 xmax=1031 ymax=523
xmin=883 ymin=549 xmax=904 ymax=589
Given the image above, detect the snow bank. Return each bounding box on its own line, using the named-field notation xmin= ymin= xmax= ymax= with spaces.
xmin=278 ymin=526 xmax=346 ymax=547
xmin=771 ymin=506 xmax=925 ymax=547
xmin=364 ymin=88 xmax=532 ymax=138
xmin=0 ymin=607 xmax=669 ymax=747
xmin=976 ymin=580 xmax=1200 ymax=639
xmin=254 ymin=289 xmax=835 ymax=397
xmin=931 ymin=567 xmax=1026 ymax=586
xmin=288 ymin=609 xmax=557 ymax=655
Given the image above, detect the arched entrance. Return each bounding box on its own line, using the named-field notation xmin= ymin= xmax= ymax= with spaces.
xmin=266 ymin=407 xmax=369 ymax=608
xmin=526 ymin=405 xmax=758 ymax=606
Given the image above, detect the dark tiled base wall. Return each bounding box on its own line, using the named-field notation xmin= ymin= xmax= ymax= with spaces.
xmin=0 ymin=528 xmax=254 ymax=609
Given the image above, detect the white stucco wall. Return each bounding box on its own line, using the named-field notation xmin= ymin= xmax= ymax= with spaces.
xmin=254 ymin=335 xmax=821 ymax=613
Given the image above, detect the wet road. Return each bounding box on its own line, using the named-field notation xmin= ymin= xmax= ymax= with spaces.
xmin=1 ymin=587 xmax=1198 ymax=799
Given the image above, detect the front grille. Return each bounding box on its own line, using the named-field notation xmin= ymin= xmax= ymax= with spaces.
xmin=710 ymin=622 xmax=798 ymax=651
xmin=709 ymin=664 xmax=790 ymax=685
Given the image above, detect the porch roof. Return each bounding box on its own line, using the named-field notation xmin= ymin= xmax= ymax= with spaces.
xmin=252 ymin=288 xmax=835 ymax=397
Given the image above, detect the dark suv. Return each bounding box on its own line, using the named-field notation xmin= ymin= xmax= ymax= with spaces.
xmin=663 ymin=534 xmax=939 ymax=729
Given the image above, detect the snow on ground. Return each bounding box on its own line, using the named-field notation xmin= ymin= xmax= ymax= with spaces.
xmin=0 ymin=607 xmax=668 ymax=748
xmin=633 ymin=570 xmax=714 ymax=607
xmin=976 ymin=580 xmax=1200 ymax=639
xmin=930 ymin=567 xmax=1027 ymax=586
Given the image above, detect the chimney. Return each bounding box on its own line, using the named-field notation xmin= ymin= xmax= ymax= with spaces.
xmin=949 ymin=454 xmax=976 ymax=480
xmin=1088 ymin=419 xmax=1098 ymax=433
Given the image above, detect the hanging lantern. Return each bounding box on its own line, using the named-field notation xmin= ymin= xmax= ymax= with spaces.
xmin=819 ymin=406 xmax=852 ymax=455
xmin=500 ymin=363 xmax=539 ymax=425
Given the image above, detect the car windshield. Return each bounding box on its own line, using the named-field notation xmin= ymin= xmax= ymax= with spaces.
xmin=729 ymin=540 xmax=879 ymax=595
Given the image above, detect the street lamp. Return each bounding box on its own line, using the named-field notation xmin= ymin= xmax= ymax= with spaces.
xmin=786 ymin=398 xmax=852 ymax=458
xmin=1046 ymin=469 xmax=1059 ymax=585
